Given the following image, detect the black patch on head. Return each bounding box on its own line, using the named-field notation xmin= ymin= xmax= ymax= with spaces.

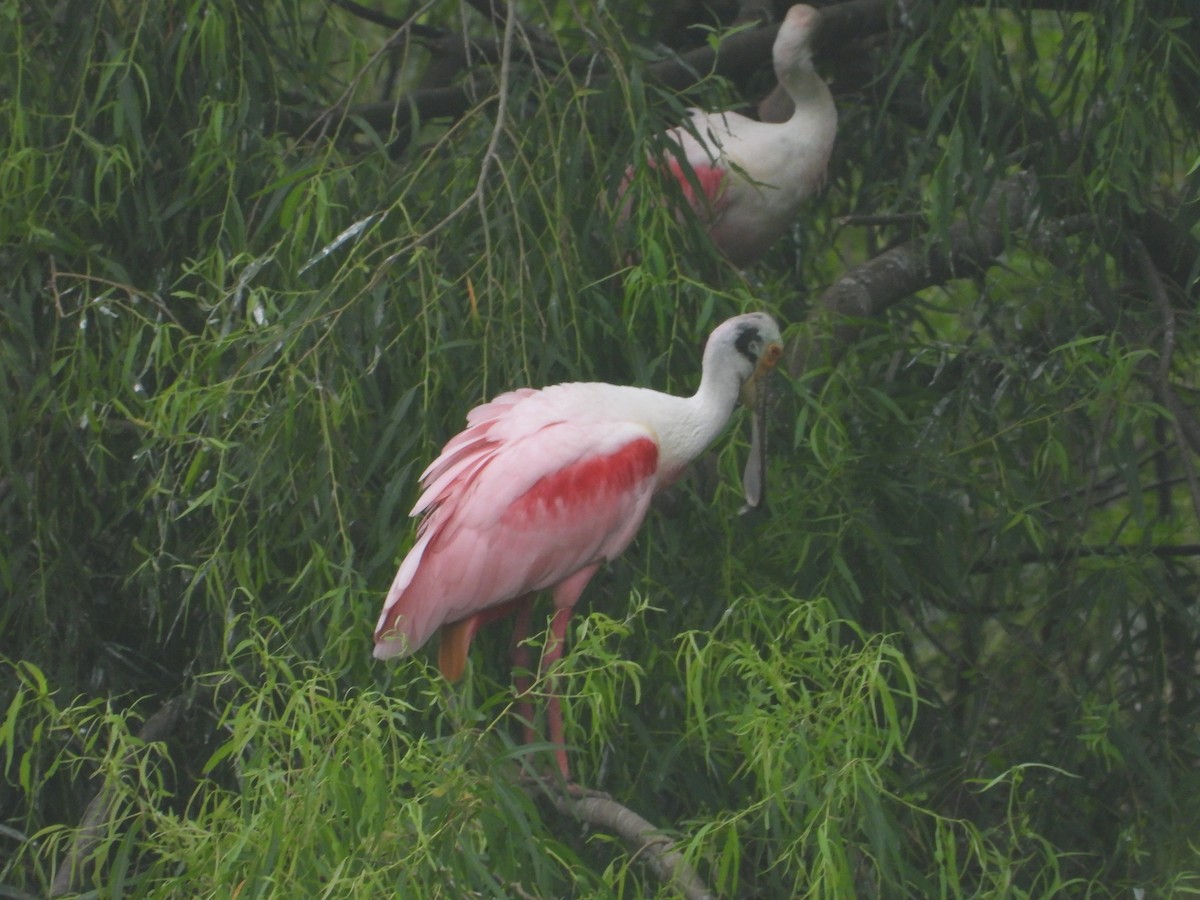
xmin=734 ymin=322 xmax=764 ymax=364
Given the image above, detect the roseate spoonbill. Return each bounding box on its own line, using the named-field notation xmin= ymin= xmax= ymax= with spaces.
xmin=374 ymin=312 xmax=784 ymax=778
xmin=630 ymin=5 xmax=837 ymax=267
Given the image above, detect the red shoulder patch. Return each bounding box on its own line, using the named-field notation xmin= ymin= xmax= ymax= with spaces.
xmin=667 ymin=158 xmax=726 ymax=208
xmin=512 ymin=438 xmax=659 ymax=519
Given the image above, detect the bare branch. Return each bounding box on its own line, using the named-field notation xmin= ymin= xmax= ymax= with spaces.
xmin=786 ymin=169 xmax=1040 ymax=373
xmin=527 ymin=780 xmax=715 ymax=900
xmin=307 ymin=0 xmax=895 ymax=151
xmin=328 ymin=0 xmax=443 ymax=38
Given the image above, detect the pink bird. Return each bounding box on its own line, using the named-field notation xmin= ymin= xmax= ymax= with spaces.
xmin=374 ymin=313 xmax=784 ymax=779
xmin=630 ymin=5 xmax=837 ymax=267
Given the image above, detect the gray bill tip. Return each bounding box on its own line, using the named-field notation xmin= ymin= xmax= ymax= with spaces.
xmin=739 ymin=379 xmax=769 ymax=515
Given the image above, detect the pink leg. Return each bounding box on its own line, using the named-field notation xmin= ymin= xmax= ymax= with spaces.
xmin=543 ymin=565 xmax=599 ymax=781
xmin=509 ymin=596 xmax=536 ymax=746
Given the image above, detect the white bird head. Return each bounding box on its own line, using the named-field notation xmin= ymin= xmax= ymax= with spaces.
xmin=702 ymin=312 xmax=784 ymax=393
xmin=700 ymin=313 xmax=784 ymax=511
xmin=773 ymin=5 xmax=821 ymax=83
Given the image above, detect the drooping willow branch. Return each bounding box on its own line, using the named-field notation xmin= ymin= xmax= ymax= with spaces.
xmin=50 ymin=696 xmax=189 ymax=897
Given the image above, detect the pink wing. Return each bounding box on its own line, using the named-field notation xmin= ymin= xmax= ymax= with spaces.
xmin=617 ymin=117 xmax=729 ymax=226
xmin=373 ymin=389 xmax=660 ymax=660
xmin=662 ymin=113 xmax=732 ymax=214
xmin=664 ymin=157 xmax=726 ymax=211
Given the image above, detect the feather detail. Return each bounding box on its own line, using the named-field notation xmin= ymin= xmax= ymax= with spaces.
xmin=373 ymin=405 xmax=660 ymax=659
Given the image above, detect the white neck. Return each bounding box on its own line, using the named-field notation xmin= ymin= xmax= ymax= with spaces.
xmin=778 ymin=53 xmax=830 ymax=110
xmin=672 ymin=360 xmax=745 ymax=466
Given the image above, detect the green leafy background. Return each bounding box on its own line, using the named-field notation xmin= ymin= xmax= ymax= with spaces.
xmin=2 ymin=0 xmax=1198 ymax=895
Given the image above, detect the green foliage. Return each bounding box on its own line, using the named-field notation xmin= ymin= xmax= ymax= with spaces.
xmin=3 ymin=0 xmax=1200 ymax=896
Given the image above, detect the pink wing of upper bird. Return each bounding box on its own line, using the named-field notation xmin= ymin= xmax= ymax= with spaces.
xmin=374 ymin=313 xmax=784 ymax=778
xmin=631 ymin=5 xmax=837 ymax=267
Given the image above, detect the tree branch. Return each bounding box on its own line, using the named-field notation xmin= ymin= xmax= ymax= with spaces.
xmin=50 ymin=695 xmax=189 ymax=897
xmin=327 ymin=0 xmax=444 ymax=38
xmin=969 ymin=542 xmax=1200 ymax=575
xmin=786 ymin=169 xmax=1040 ymax=373
xmin=527 ymin=781 xmax=715 ymax=900
xmin=303 ymin=0 xmax=895 ymax=150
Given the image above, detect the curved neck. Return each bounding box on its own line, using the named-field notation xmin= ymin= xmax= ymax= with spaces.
xmin=778 ymin=56 xmax=827 ymax=108
xmin=688 ymin=358 xmax=744 ymax=447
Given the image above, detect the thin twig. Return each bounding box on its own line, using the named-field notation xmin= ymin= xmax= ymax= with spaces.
xmin=370 ymin=0 xmax=516 ymax=273
xmin=463 ymin=0 xmax=554 ymax=53
xmin=51 ymin=271 xmax=182 ymax=326
xmin=968 ymin=542 xmax=1200 ymax=575
xmin=471 ymin=0 xmax=517 ymax=276
xmin=307 ymin=0 xmax=442 ymax=144
xmin=835 ymin=212 xmax=925 ymax=228
xmin=47 ymin=255 xmax=65 ymax=316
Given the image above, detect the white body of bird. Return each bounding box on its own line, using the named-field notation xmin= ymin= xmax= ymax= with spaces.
xmin=649 ymin=5 xmax=837 ymax=266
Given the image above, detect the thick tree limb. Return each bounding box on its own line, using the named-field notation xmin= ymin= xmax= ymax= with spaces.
xmin=786 ymin=169 xmax=1040 ymax=374
xmin=527 ymin=781 xmax=715 ymax=900
xmin=305 ymin=0 xmax=893 ymax=149
xmin=328 ymin=0 xmax=444 ymax=38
